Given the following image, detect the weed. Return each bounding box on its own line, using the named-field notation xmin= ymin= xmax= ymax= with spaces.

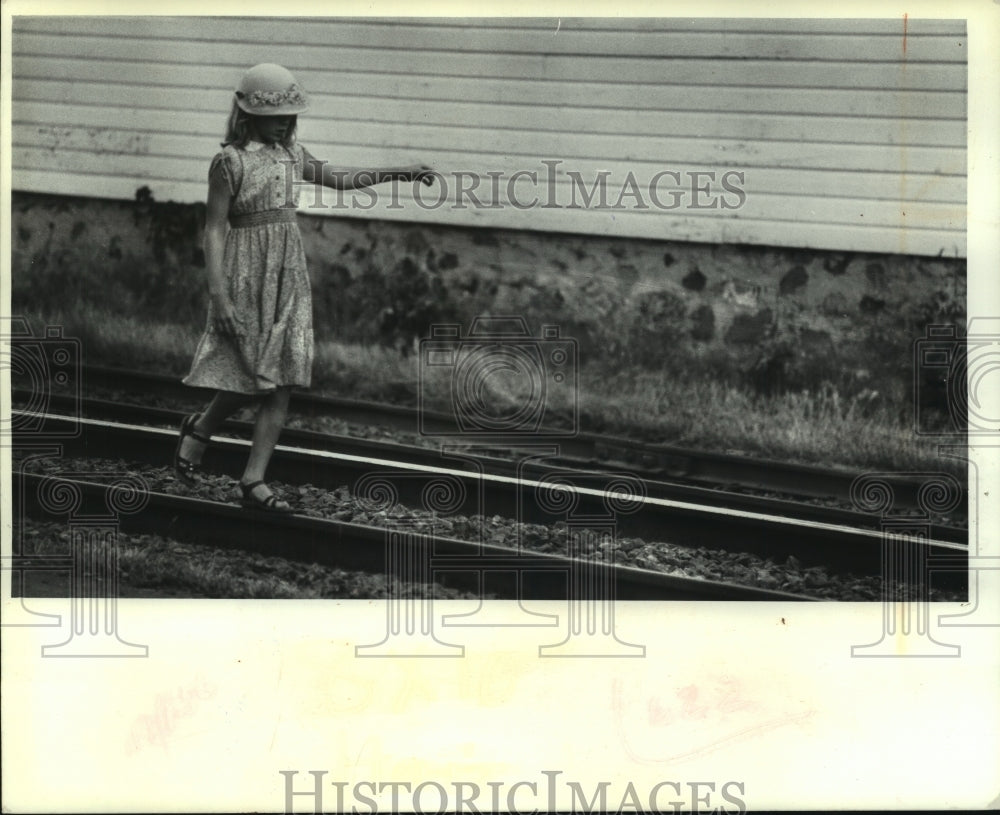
xmin=10 ymin=305 xmax=960 ymax=474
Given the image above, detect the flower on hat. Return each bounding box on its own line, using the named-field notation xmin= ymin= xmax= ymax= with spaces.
xmin=243 ymin=84 xmax=307 ymax=110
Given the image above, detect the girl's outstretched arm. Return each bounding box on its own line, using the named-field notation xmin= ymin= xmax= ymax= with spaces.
xmin=300 ymin=146 xmax=435 ymax=190
xmin=204 ymin=163 xmax=239 ymax=337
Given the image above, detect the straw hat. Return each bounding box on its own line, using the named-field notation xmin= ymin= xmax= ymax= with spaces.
xmin=235 ymin=63 xmax=309 ymax=116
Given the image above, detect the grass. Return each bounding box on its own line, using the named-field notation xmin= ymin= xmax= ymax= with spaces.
xmin=27 ymin=302 xmax=199 ymax=377
xmin=13 ymin=304 xmax=961 ymax=475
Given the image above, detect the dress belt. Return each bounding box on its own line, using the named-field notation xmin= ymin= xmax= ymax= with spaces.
xmin=229 ymin=209 xmax=298 ymax=229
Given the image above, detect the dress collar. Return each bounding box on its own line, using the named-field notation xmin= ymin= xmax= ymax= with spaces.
xmin=245 ymin=140 xmax=280 ymax=152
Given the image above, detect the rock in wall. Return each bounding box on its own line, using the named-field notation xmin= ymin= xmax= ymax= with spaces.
xmin=12 ymin=190 xmax=966 ymax=396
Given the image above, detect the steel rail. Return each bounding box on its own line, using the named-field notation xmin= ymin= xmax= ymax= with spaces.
xmin=12 ymin=390 xmax=969 ymax=545
xmin=12 ymin=411 xmax=968 ymax=590
xmin=12 ymin=471 xmax=815 ymax=602
xmin=50 ymin=363 xmax=967 ymax=511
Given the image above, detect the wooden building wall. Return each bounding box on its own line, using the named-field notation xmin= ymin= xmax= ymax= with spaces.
xmin=11 ymin=16 xmax=967 ymax=256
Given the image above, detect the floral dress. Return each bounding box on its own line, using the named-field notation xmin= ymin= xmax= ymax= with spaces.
xmin=183 ymin=140 xmax=313 ymax=394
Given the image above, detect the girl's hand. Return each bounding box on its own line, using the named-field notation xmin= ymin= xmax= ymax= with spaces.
xmin=210 ymin=292 xmax=240 ymax=337
xmin=406 ymin=165 xmax=436 ymax=186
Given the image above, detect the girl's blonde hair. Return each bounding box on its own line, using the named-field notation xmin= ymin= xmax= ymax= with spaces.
xmin=222 ymin=100 xmax=298 ymax=148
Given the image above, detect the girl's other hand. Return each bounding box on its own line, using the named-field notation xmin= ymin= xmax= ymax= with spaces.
xmin=211 ymin=293 xmax=240 ymax=336
xmin=408 ymin=165 xmax=436 ymax=186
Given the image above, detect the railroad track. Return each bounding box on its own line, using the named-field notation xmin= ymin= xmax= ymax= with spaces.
xmin=11 ymin=410 xmax=969 ymax=599
xmin=12 ymin=391 xmax=968 ymax=547
xmin=35 ymin=363 xmax=968 ymax=513
xmin=13 ymin=471 xmax=809 ymax=602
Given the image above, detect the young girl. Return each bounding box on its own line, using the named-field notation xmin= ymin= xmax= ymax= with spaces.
xmin=175 ymin=63 xmax=434 ymax=512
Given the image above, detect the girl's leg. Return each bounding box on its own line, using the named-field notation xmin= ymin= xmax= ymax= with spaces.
xmin=194 ymin=390 xmax=258 ymax=436
xmin=240 ymin=386 xmax=292 ymax=501
xmin=179 ymin=390 xmax=258 ymax=466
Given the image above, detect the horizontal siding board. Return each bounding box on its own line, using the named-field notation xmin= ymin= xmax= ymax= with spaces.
xmin=15 ymin=75 xmax=967 ymax=121
xmin=13 ymin=119 xmax=967 ymax=205
xmin=14 ymin=97 xmax=965 ymax=156
xmin=15 ymin=146 xmax=201 ymax=183
xmin=12 ymin=53 xmax=968 ymax=94
xmin=297 ymin=128 xmax=965 ymax=177
xmin=292 ymin=183 xmax=966 ymax=232
xmin=14 ymin=16 xmax=967 ymax=37
xmin=13 ymin=167 xmax=965 ymax=259
xmin=13 ymin=118 xmax=967 ymax=177
xmin=12 ymin=144 xmax=965 ymax=231
xmin=13 ymin=17 xmax=967 ymax=61
xmin=10 ymin=16 xmax=966 ymax=256
xmin=505 ymin=18 xmax=966 ymax=35
xmin=12 ymin=93 xmax=968 ymax=151
xmin=12 ymin=161 xmax=961 ymax=238
xmin=12 ymin=33 xmax=970 ymax=87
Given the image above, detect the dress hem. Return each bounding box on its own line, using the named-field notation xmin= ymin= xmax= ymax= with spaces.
xmin=181 ymin=376 xmax=309 ymax=396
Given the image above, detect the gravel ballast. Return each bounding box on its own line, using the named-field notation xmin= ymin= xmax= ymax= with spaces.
xmin=15 ymin=453 xmax=966 ymax=602
xmin=26 ymin=385 xmax=969 ymax=528
xmin=13 ymin=518 xmax=489 ymax=600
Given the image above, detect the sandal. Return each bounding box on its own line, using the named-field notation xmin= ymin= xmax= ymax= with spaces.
xmin=240 ymin=480 xmax=294 ymax=514
xmin=174 ymin=413 xmax=211 ymax=485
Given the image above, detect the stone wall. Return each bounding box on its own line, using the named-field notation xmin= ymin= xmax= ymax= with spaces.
xmin=11 ymin=190 xmax=966 ymax=395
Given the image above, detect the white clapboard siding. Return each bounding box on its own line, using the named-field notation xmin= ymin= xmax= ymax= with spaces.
xmin=11 ymin=93 xmax=968 ymax=155
xmin=11 ymin=16 xmax=967 ymax=256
